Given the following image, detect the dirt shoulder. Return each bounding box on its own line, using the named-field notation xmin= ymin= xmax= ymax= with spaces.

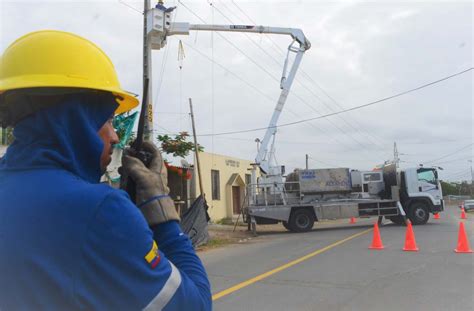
xmin=196 ymin=222 xmax=292 ymax=252
xmin=196 ymin=224 xmax=252 ymax=252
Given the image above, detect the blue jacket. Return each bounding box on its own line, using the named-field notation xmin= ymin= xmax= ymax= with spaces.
xmin=0 ymin=94 xmax=211 ymax=310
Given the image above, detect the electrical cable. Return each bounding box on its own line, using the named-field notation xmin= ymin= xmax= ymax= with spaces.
xmin=433 ymin=156 xmax=473 ymax=166
xmin=425 ymin=142 xmax=474 ymax=164
xmin=181 ymin=41 xmax=360 ymax=151
xmin=216 ymin=2 xmax=394 ymax=158
xmin=181 ymin=0 xmax=388 ymax=157
xmin=227 ymin=0 xmax=390 ymax=150
xmin=118 ymin=0 xmax=143 ymax=14
xmin=443 ymin=171 xmax=471 ymax=180
xmin=308 ymin=156 xmax=337 ymax=167
xmin=120 ymin=1 xmax=471 ymax=162
xmin=196 ymin=68 xmax=473 ymax=136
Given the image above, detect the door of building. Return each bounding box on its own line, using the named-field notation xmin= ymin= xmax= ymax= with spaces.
xmin=232 ymin=186 xmax=241 ymax=215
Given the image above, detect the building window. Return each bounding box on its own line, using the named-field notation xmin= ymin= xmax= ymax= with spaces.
xmin=211 ymin=170 xmax=220 ymax=200
xmin=245 ymin=174 xmax=252 ymax=185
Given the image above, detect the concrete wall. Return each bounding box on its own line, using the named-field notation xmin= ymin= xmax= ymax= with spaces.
xmin=195 ymin=152 xmax=256 ymax=222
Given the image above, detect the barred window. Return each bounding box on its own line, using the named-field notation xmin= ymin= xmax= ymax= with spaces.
xmin=211 ymin=170 xmax=220 ymax=200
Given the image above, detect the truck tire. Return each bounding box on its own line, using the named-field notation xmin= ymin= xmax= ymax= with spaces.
xmin=408 ymin=202 xmax=430 ymax=225
xmin=282 ymin=221 xmax=291 ymax=231
xmin=289 ymin=209 xmax=314 ymax=233
xmin=389 ymin=215 xmax=405 ymax=225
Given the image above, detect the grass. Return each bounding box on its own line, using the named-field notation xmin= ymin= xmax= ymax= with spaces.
xmin=197 ymin=237 xmax=234 ymax=251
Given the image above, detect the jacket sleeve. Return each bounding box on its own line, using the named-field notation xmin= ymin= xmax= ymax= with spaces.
xmin=75 ymin=190 xmax=212 ymax=311
xmin=152 ymin=221 xmax=212 ymax=311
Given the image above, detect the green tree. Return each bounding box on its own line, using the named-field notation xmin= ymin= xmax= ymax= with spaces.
xmin=157 ymin=132 xmax=203 ymax=158
xmin=440 ymin=180 xmax=458 ymax=196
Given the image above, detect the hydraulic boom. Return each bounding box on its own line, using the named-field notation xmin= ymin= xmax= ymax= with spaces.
xmin=147 ymin=5 xmax=310 ymax=189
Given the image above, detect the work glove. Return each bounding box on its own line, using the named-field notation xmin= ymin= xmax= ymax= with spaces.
xmin=120 ymin=141 xmax=180 ymax=226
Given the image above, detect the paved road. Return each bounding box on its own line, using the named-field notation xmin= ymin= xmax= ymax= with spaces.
xmin=200 ymin=206 xmax=474 ymax=311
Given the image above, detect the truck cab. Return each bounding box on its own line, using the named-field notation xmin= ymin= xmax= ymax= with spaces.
xmin=399 ymin=167 xmax=444 ymax=225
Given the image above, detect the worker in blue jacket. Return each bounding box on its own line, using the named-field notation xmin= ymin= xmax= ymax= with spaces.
xmin=0 ymin=30 xmax=211 ymax=310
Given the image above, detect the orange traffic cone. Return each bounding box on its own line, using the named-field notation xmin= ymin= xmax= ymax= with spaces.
xmin=349 ymin=217 xmax=356 ymax=224
xmin=461 ymin=208 xmax=467 ymax=220
xmin=369 ymin=222 xmax=384 ymax=250
xmin=403 ymin=220 xmax=419 ymax=252
xmin=434 ymin=213 xmax=440 ymax=220
xmin=454 ymin=222 xmax=473 ymax=253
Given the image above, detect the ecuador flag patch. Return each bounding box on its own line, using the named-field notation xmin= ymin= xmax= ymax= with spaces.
xmin=145 ymin=241 xmax=161 ymax=269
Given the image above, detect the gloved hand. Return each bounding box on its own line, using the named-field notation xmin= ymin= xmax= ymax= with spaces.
xmin=120 ymin=141 xmax=180 ymax=226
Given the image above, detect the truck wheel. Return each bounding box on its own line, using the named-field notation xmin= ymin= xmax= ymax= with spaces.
xmin=282 ymin=221 xmax=291 ymax=231
xmin=408 ymin=202 xmax=430 ymax=225
xmin=389 ymin=215 xmax=405 ymax=225
xmin=289 ymin=209 xmax=314 ymax=232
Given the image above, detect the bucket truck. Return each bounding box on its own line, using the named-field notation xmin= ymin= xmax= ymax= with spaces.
xmin=145 ymin=5 xmax=444 ymax=235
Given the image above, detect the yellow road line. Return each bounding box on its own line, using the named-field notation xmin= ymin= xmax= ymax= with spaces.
xmin=212 ymin=228 xmax=372 ymax=301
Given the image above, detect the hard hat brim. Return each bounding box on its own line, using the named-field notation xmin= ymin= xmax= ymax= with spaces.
xmin=0 ymin=74 xmax=139 ymax=115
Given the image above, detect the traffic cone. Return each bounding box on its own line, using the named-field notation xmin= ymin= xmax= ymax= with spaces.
xmin=349 ymin=217 xmax=356 ymax=224
xmin=434 ymin=213 xmax=440 ymax=220
xmin=454 ymin=222 xmax=473 ymax=253
xmin=461 ymin=208 xmax=467 ymax=220
xmin=369 ymin=222 xmax=384 ymax=250
xmin=403 ymin=220 xmax=419 ymax=252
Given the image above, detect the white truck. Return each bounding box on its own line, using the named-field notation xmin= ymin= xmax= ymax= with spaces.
xmin=244 ymin=163 xmax=444 ymax=233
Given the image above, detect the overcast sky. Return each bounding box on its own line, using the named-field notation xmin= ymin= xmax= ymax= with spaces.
xmin=1 ymin=0 xmax=472 ymax=181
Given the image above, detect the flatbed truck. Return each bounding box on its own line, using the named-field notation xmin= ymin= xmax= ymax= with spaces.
xmin=244 ymin=163 xmax=444 ymax=233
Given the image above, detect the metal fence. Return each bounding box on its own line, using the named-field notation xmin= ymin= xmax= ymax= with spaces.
xmin=246 ymin=181 xmax=302 ymax=207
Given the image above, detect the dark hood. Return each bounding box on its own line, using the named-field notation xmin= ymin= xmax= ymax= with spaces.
xmin=0 ymin=92 xmax=117 ymax=183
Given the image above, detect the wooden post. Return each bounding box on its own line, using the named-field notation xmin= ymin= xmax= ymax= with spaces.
xmin=189 ymin=98 xmax=204 ymax=197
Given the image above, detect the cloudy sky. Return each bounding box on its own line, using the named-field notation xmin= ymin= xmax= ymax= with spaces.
xmin=1 ymin=0 xmax=472 ymax=181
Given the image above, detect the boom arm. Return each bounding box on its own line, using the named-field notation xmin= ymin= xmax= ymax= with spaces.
xmin=147 ymin=6 xmax=311 ymax=176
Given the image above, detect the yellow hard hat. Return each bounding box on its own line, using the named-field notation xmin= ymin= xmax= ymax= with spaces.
xmin=0 ymin=30 xmax=138 ymax=115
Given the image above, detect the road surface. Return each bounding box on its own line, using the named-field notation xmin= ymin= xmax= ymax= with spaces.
xmin=200 ymin=205 xmax=474 ymax=311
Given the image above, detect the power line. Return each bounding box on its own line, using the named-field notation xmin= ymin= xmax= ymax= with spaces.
xmin=443 ymin=170 xmax=471 ymax=180
xmin=181 ymin=42 xmax=362 ymax=151
xmin=308 ymin=156 xmax=337 ymax=167
xmin=119 ymin=0 xmax=387 ymax=156
xmin=434 ymin=156 xmax=473 ymax=166
xmin=425 ymin=142 xmax=474 ymax=164
xmin=227 ymin=0 xmax=390 ymax=150
xmin=209 ymin=1 xmax=387 ymax=155
xmin=180 ymin=1 xmax=387 ymax=157
xmin=196 ymin=67 xmax=473 ymax=136
xmin=178 ymin=1 xmax=280 ymax=81
xmin=118 ymin=0 xmax=143 ymax=14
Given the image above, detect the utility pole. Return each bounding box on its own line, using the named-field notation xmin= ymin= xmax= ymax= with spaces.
xmin=305 ymin=154 xmax=309 ymax=170
xmin=469 ymin=160 xmax=473 ymax=196
xmin=189 ymin=98 xmax=204 ymax=197
xmin=393 ymin=142 xmax=399 ymax=167
xmin=143 ymin=0 xmax=153 ymax=141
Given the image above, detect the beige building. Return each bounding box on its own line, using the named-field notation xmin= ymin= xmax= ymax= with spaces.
xmin=194 ymin=152 xmax=257 ymax=222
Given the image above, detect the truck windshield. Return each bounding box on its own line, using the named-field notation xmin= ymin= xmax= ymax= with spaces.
xmin=417 ymin=168 xmax=437 ymax=185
